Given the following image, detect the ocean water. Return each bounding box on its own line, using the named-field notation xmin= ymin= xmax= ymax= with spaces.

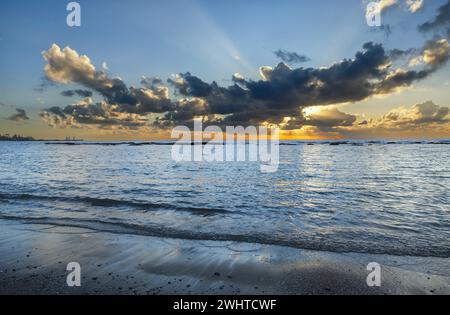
xmin=0 ymin=141 xmax=449 ymax=257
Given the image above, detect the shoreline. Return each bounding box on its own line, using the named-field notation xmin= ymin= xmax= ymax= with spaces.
xmin=0 ymin=219 xmax=449 ymax=295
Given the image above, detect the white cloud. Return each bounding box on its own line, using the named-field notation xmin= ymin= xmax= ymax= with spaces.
xmin=42 ymin=44 xmax=111 ymax=89
xmin=406 ymin=0 xmax=424 ymax=13
xmin=364 ymin=101 xmax=449 ymax=128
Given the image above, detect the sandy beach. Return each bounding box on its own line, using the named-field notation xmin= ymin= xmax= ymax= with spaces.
xmin=0 ymin=218 xmax=448 ymax=295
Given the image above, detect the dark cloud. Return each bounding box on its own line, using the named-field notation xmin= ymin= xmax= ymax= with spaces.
xmin=42 ymin=44 xmax=175 ymax=115
xmin=389 ymin=48 xmax=417 ymax=60
xmin=159 ymin=41 xmax=446 ymax=128
xmin=45 ymin=106 xmax=67 ymax=118
xmin=40 ymin=37 xmax=449 ymax=131
xmin=168 ymin=73 xmax=213 ymax=97
xmin=370 ymin=37 xmax=449 ymax=94
xmin=418 ymin=0 xmax=450 ymax=33
xmin=7 ymin=108 xmax=29 ymax=122
xmin=376 ymin=68 xmax=430 ymax=94
xmin=61 ymin=89 xmax=93 ymax=97
xmin=248 ymin=42 xmax=389 ymax=105
xmin=41 ymin=99 xmax=148 ymax=129
xmin=388 ymin=38 xmax=449 ymax=72
xmin=389 ymin=1 xmax=450 ymax=77
xmin=274 ymin=49 xmax=310 ymax=64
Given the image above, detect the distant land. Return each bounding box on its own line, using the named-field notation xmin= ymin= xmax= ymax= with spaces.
xmin=0 ymin=134 xmax=83 ymax=141
xmin=0 ymin=134 xmax=35 ymax=141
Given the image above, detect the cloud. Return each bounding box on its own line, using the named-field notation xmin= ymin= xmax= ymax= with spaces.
xmin=279 ymin=106 xmax=358 ymax=131
xmin=362 ymin=101 xmax=449 ymax=129
xmin=42 ymin=44 xmax=110 ymax=88
xmin=259 ymin=66 xmax=273 ymax=81
xmin=162 ymin=41 xmax=446 ymax=127
xmin=296 ymin=101 xmax=450 ymax=138
xmin=274 ymin=49 xmax=310 ymax=64
xmin=42 ymin=44 xmax=174 ymax=114
xmin=377 ymin=38 xmax=449 ymax=93
xmin=418 ymin=0 xmax=450 ymax=33
xmin=61 ymin=89 xmax=93 ymax=97
xmin=232 ymin=73 xmax=246 ymax=83
xmin=167 ymin=72 xmax=213 ymax=97
xmin=40 ymin=98 xmax=148 ymax=129
xmin=394 ymin=38 xmax=449 ymax=68
xmin=382 ymin=101 xmax=449 ymax=126
xmin=33 ymin=2 xmax=450 ymax=137
xmin=364 ymin=0 xmax=424 ymax=16
xmin=422 ymin=38 xmax=450 ymax=66
xmin=380 ymin=0 xmax=399 ymax=11
xmin=7 ymin=108 xmax=29 ymax=122
xmin=40 ymin=44 xmax=178 ymax=129
xmin=153 ymin=98 xmax=210 ymax=129
xmin=40 ymin=38 xmax=449 ymax=132
xmin=303 ymin=106 xmax=357 ymax=128
xmin=406 ymin=0 xmax=424 ymax=13
xmin=283 ymin=101 xmax=450 ymax=139
xmin=389 ymin=47 xmax=417 ymax=60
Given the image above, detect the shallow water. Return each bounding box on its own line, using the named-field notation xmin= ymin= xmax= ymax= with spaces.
xmin=0 ymin=141 xmax=449 ymax=257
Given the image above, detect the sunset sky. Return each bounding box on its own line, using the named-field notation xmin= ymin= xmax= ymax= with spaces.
xmin=0 ymin=0 xmax=449 ymax=140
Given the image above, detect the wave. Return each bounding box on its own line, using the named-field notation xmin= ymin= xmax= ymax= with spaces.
xmin=0 ymin=193 xmax=230 ymax=216
xmin=0 ymin=214 xmax=448 ymax=258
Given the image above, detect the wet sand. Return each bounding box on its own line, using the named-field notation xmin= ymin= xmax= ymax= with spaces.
xmin=0 ymin=219 xmax=449 ymax=295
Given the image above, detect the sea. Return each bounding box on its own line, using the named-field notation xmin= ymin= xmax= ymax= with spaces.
xmin=0 ymin=140 xmax=449 ymax=257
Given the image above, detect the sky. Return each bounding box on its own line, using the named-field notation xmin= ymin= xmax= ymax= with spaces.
xmin=0 ymin=0 xmax=449 ymax=140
